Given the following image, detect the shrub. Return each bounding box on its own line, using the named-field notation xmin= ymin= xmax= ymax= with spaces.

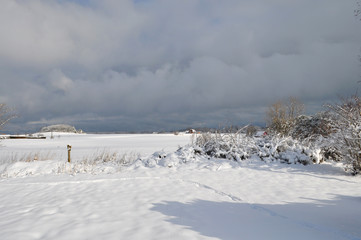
xmin=266 ymin=97 xmax=304 ymax=136
xmin=246 ymin=125 xmax=257 ymax=137
xmin=290 ymin=112 xmax=336 ymax=140
xmin=326 ymin=94 xmax=361 ymax=174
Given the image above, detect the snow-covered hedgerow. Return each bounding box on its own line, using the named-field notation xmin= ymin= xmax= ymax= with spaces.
xmin=192 ymin=132 xmax=325 ymax=165
xmin=133 ymin=133 xmax=326 ymax=170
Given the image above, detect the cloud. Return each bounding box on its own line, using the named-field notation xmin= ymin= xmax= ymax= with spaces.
xmin=49 ymin=69 xmax=74 ymax=92
xmin=0 ymin=0 xmax=145 ymax=70
xmin=1 ymin=0 xmax=361 ymax=133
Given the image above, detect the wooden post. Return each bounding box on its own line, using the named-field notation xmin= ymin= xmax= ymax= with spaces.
xmin=67 ymin=145 xmax=72 ymax=163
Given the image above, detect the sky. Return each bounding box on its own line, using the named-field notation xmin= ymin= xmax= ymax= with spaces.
xmin=1 ymin=0 xmax=361 ymax=133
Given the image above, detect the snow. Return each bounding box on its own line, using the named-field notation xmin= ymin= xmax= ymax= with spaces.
xmin=0 ymin=134 xmax=361 ymax=240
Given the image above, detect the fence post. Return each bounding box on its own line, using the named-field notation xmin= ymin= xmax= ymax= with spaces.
xmin=67 ymin=145 xmax=72 ymax=163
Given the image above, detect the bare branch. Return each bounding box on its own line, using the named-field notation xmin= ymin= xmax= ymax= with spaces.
xmin=0 ymin=103 xmax=16 ymax=132
xmin=266 ymin=97 xmax=304 ymax=136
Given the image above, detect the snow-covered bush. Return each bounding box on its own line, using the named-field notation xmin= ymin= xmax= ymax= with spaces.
xmin=326 ymin=94 xmax=361 ymax=175
xmin=195 ymin=132 xmax=252 ymax=161
xmin=289 ymin=112 xmax=342 ymax=163
xmin=286 ymin=94 xmax=361 ymax=174
xmin=193 ymin=132 xmax=317 ymax=165
xmin=290 ymin=112 xmax=337 ymax=140
xmin=255 ymin=135 xmax=319 ymax=165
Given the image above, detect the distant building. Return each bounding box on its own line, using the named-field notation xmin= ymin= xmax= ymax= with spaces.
xmin=186 ymin=129 xmax=197 ymax=134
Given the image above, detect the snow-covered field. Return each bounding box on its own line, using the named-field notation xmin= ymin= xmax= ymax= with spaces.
xmin=0 ymin=133 xmax=361 ymax=240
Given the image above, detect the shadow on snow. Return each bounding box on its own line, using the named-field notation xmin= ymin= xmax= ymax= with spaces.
xmin=151 ymin=195 xmax=361 ymax=240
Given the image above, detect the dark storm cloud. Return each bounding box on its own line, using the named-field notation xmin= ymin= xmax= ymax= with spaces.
xmin=1 ymin=0 xmax=360 ymax=133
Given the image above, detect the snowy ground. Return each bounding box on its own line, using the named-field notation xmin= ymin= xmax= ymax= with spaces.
xmin=0 ymin=133 xmax=361 ymax=240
